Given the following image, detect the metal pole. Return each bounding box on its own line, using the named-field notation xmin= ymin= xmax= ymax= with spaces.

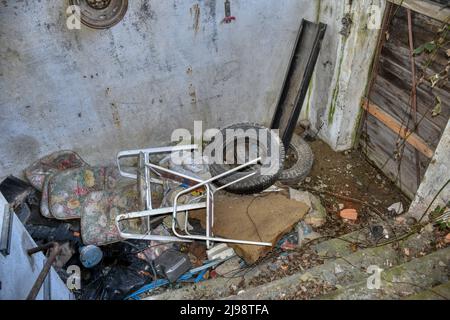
xmin=26 ymin=242 xmax=61 ymax=300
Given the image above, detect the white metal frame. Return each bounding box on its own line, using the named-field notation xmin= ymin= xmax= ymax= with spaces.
xmin=115 ymin=145 xmax=272 ymax=248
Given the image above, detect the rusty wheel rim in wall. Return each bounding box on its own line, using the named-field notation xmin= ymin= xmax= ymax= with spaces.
xmin=69 ymin=0 xmax=128 ymax=29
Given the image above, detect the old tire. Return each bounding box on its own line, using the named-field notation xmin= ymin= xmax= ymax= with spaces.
xmin=279 ymin=134 xmax=314 ymax=185
xmin=208 ymin=123 xmax=285 ymax=194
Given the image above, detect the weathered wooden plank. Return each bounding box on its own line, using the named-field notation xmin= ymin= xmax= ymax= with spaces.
xmin=362 ymin=99 xmax=435 ymax=158
xmin=374 ymin=61 xmax=450 ymax=136
xmin=387 ymin=0 xmax=450 ymax=23
xmin=381 ymin=42 xmax=450 ymax=92
xmin=362 ymin=114 xmax=430 ymax=198
xmin=370 ymin=83 xmax=443 ymax=148
xmin=371 ymin=76 xmax=445 ymax=147
xmin=361 ymin=4 xmax=448 ymax=198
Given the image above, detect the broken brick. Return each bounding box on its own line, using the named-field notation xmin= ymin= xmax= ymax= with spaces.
xmin=340 ymin=208 xmax=358 ymax=221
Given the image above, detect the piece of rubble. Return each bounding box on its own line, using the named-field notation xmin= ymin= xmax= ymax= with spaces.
xmin=395 ymin=216 xmax=407 ymax=225
xmin=289 ymin=188 xmax=312 ymax=208
xmin=207 ymin=243 xmax=235 ymax=261
xmin=54 ymin=242 xmax=75 ymax=268
xmin=340 ymin=208 xmax=358 ymax=221
xmin=290 ymin=189 xmax=327 ymax=227
xmin=388 ymin=202 xmax=404 ymax=215
xmin=297 ymin=221 xmax=321 ymax=247
xmin=445 ymin=233 xmax=450 ymax=244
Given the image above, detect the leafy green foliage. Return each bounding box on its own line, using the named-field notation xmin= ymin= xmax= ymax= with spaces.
xmin=413 ymin=41 xmax=437 ymax=55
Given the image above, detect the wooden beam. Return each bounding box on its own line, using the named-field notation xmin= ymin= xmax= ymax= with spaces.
xmin=387 ymin=0 xmax=450 ymax=23
xmin=361 ymin=99 xmax=435 ymax=158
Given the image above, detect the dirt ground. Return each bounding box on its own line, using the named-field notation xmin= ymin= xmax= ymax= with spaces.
xmin=299 ymin=138 xmax=411 ymax=237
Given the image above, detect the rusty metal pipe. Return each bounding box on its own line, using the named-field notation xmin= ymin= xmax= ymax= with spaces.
xmin=26 ymin=242 xmax=61 ymax=300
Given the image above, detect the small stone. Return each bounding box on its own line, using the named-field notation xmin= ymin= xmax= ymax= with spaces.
xmin=346 ymin=164 xmax=352 ymax=170
xmin=395 ymin=216 xmax=406 ymax=224
xmin=424 ymin=224 xmax=434 ymax=233
xmin=304 ymin=195 xmax=327 ymax=227
xmin=338 ymin=203 xmax=345 ymax=210
xmin=290 ymin=189 xmax=327 ymax=227
xmin=305 ymin=177 xmax=312 ymax=183
xmin=340 ymin=209 xmax=358 ymax=221
xmin=406 ymin=216 xmax=417 ymax=225
xmin=289 ymin=188 xmax=312 ymax=210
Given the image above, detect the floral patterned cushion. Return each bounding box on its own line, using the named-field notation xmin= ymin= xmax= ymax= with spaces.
xmin=48 ymin=166 xmax=132 ymax=220
xmin=25 ymin=151 xmax=88 ymax=191
xmin=81 ymin=185 xmax=146 ymax=246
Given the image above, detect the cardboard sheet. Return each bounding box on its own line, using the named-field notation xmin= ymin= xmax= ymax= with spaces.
xmin=191 ymin=192 xmax=309 ymax=264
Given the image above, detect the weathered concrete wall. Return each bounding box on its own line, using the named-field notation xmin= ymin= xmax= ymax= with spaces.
xmin=0 ymin=0 xmax=381 ymax=176
xmin=300 ymin=0 xmax=386 ymax=151
xmin=408 ymin=120 xmax=450 ymax=222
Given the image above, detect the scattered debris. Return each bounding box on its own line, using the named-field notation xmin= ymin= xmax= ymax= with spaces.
xmin=154 ymin=249 xmax=192 ymax=283
xmin=8 ymin=132 xmax=419 ymax=300
xmin=80 ymin=245 xmax=103 ymax=268
xmin=388 ymin=202 xmax=404 ymax=215
xmin=26 ymin=223 xmax=80 ymax=243
xmin=187 ymin=242 xmax=207 ymax=267
xmin=340 ymin=208 xmax=358 ymax=221
xmin=206 ymin=243 xmax=235 ymax=261
xmin=0 ymin=176 xmax=36 ymax=224
xmin=297 ymin=221 xmax=321 ymax=247
xmin=290 ymin=188 xmax=327 ymax=227
xmin=0 ymin=176 xmax=34 ymax=208
xmin=54 ymin=242 xmax=75 ymax=268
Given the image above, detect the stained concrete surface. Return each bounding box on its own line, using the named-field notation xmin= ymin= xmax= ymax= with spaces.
xmin=0 ymin=0 xmax=382 ymax=177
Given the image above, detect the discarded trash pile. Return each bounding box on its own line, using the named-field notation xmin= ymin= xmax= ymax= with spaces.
xmin=0 ymin=123 xmax=325 ymax=299
xmin=3 ymin=130 xmax=448 ymax=300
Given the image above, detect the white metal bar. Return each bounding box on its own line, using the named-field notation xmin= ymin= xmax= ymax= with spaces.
xmin=170 ymin=157 xmax=272 ymax=247
xmin=117 ymin=144 xmax=199 ymax=179
xmin=116 ymin=202 xmax=207 ymax=221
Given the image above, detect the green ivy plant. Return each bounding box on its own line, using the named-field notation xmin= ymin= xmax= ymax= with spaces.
xmin=413 ymin=23 xmax=449 ymax=118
